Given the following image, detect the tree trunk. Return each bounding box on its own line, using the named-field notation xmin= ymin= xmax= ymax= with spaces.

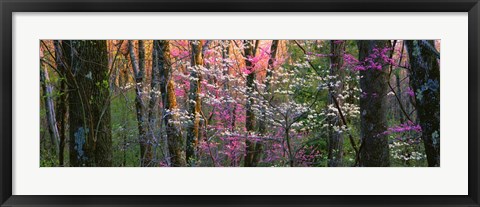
xmin=40 ymin=62 xmax=60 ymax=157
xmin=357 ymin=40 xmax=390 ymax=167
xmin=156 ymin=40 xmax=187 ymax=167
xmin=327 ymin=40 xmax=346 ymax=167
xmin=285 ymin=125 xmax=295 ymax=167
xmin=243 ymin=40 xmax=256 ymax=167
xmin=128 ymin=40 xmax=154 ymax=167
xmin=66 ymin=40 xmax=112 ymax=167
xmin=395 ymin=71 xmax=405 ymax=123
xmin=53 ymin=40 xmax=67 ymax=166
xmin=186 ymin=40 xmax=204 ymax=164
xmin=223 ymin=41 xmax=237 ymax=133
xmin=405 ymin=40 xmax=440 ymax=167
xmin=139 ymin=40 xmax=156 ymax=166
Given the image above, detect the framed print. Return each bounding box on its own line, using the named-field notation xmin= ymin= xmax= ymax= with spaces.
xmin=1 ymin=0 xmax=479 ymax=206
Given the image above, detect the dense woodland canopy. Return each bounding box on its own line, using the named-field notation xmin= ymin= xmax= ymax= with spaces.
xmin=40 ymin=40 xmax=440 ymax=167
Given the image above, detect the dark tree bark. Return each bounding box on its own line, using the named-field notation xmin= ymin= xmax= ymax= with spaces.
xmin=243 ymin=40 xmax=257 ymax=167
xmin=186 ymin=40 xmax=204 ymax=164
xmin=327 ymin=40 xmax=346 ymax=167
xmin=405 ymin=40 xmax=440 ymax=167
xmin=395 ymin=71 xmax=405 ymax=123
xmin=357 ymin=40 xmax=391 ymax=167
xmin=66 ymin=40 xmax=112 ymax=167
xmin=155 ymin=40 xmax=187 ymax=167
xmin=151 ymin=41 xmax=166 ymax=162
xmin=54 ymin=40 xmax=67 ymax=166
xmin=128 ymin=40 xmax=154 ymax=166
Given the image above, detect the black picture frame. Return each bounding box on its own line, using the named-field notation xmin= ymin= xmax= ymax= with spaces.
xmin=1 ymin=0 xmax=479 ymax=206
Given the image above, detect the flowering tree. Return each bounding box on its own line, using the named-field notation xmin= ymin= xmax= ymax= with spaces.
xmin=39 ymin=39 xmax=439 ymax=167
xmin=356 ymin=40 xmax=392 ymax=167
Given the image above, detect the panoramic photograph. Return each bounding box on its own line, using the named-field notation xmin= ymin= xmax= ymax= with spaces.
xmin=39 ymin=40 xmax=440 ymax=167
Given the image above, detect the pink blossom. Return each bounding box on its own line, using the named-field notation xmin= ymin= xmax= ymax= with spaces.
xmin=406 ymin=87 xmax=415 ymax=97
xmin=383 ymin=121 xmax=422 ymax=135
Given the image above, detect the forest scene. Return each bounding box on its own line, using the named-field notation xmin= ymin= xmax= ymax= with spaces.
xmin=40 ymin=40 xmax=440 ymax=167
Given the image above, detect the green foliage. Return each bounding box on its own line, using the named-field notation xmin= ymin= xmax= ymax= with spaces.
xmin=39 ymin=39 xmax=437 ymax=168
xmin=110 ymin=89 xmax=141 ymax=167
